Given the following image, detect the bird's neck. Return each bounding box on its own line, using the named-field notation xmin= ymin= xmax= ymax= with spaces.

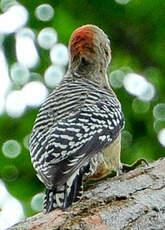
xmin=66 ymin=67 xmax=113 ymax=93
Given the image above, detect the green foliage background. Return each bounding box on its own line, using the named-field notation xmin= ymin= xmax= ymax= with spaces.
xmin=0 ymin=0 xmax=165 ymax=217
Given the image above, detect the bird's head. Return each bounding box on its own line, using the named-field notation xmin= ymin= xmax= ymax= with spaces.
xmin=68 ymin=25 xmax=111 ymax=76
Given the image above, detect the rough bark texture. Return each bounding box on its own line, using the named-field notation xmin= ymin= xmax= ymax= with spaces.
xmin=10 ymin=158 xmax=165 ymax=230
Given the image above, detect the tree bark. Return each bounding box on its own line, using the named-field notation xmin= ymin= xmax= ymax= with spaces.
xmin=10 ymin=158 xmax=165 ymax=230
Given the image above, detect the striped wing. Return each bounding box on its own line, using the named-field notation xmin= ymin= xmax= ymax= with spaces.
xmin=30 ymin=96 xmax=124 ymax=189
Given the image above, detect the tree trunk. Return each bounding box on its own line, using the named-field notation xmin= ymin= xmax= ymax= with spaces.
xmin=10 ymin=158 xmax=165 ymax=230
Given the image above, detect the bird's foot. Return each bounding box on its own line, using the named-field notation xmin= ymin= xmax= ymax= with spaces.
xmin=117 ymin=158 xmax=148 ymax=176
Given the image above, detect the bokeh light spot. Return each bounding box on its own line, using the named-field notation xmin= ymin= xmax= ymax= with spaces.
xmin=22 ymin=81 xmax=48 ymax=107
xmin=2 ymin=165 xmax=19 ymax=182
xmin=109 ymin=70 xmax=125 ymax=88
xmin=120 ymin=66 xmax=133 ymax=74
xmin=35 ymin=4 xmax=54 ymax=21
xmin=16 ymin=28 xmax=39 ymax=68
xmin=154 ymin=120 xmax=165 ymax=133
xmin=38 ymin=27 xmax=57 ymax=50
xmin=6 ymin=90 xmax=26 ymax=118
xmin=132 ymin=99 xmax=150 ymax=114
xmin=0 ymin=49 xmax=11 ymax=115
xmin=158 ymin=129 xmax=165 ymax=147
xmin=44 ymin=65 xmax=64 ymax=88
xmin=0 ymin=180 xmax=24 ymax=229
xmin=2 ymin=140 xmax=21 ymax=158
xmin=0 ymin=5 xmax=28 ymax=34
xmin=124 ymin=73 xmax=146 ymax=96
xmin=123 ymin=73 xmax=155 ymax=101
xmin=138 ymin=82 xmax=155 ymax=102
xmin=10 ymin=62 xmax=29 ymax=85
xmin=31 ymin=193 xmax=44 ymax=212
xmin=17 ymin=27 xmax=35 ymax=40
xmin=153 ymin=103 xmax=165 ymax=120
xmin=115 ymin=0 xmax=130 ymax=4
xmin=50 ymin=43 xmax=69 ymax=66
xmin=0 ymin=0 xmax=17 ymax=12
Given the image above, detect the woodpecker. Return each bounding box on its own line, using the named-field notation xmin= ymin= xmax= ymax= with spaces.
xmin=29 ymin=25 xmax=147 ymax=213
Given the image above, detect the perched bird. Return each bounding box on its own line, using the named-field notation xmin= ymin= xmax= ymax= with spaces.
xmin=29 ymin=24 xmax=147 ymax=213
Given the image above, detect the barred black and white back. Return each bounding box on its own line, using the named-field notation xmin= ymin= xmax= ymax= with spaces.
xmin=29 ymin=75 xmax=124 ymax=212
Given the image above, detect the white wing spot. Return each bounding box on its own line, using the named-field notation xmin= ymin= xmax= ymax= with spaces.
xmin=99 ymin=135 xmax=106 ymax=142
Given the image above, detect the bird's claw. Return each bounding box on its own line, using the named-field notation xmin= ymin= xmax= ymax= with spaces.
xmin=117 ymin=158 xmax=148 ymax=175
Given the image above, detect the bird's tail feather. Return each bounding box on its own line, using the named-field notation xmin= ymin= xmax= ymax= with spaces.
xmin=43 ymin=187 xmax=60 ymax=212
xmin=43 ymin=168 xmax=87 ymax=212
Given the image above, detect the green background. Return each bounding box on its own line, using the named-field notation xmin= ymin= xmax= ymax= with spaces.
xmin=0 ymin=0 xmax=165 ymax=217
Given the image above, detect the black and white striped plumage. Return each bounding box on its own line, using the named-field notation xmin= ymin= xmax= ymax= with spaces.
xmin=29 ymin=77 xmax=124 ymax=211
xmin=29 ymin=25 xmax=124 ymax=212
